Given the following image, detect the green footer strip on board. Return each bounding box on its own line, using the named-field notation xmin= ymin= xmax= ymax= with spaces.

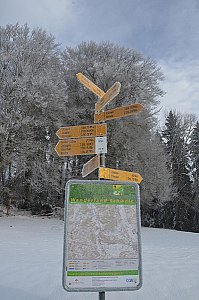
xmin=67 ymin=270 xmax=139 ymax=276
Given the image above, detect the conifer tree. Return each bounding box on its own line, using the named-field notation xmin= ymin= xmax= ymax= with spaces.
xmin=162 ymin=111 xmax=196 ymax=231
xmin=190 ymin=121 xmax=199 ymax=231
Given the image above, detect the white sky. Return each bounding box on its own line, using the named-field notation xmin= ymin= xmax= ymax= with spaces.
xmin=0 ymin=0 xmax=198 ymax=123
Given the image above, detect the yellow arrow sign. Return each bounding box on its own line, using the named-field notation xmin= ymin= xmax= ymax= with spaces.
xmin=56 ymin=124 xmax=107 ymax=139
xmin=99 ymin=167 xmax=143 ymax=184
xmin=76 ymin=73 xmax=105 ymax=98
xmin=55 ymin=138 xmax=95 ymax=157
xmin=82 ymin=155 xmax=100 ymax=177
xmin=95 ymin=82 xmax=121 ymax=113
xmin=94 ymin=103 xmax=144 ymax=123
xmin=55 ymin=137 xmax=107 ymax=157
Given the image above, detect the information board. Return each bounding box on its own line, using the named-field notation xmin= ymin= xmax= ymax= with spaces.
xmin=63 ymin=180 xmax=142 ymax=292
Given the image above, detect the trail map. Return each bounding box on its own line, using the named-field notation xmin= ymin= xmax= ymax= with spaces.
xmin=63 ymin=181 xmax=142 ymax=291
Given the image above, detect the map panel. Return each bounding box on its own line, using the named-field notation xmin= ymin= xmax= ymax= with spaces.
xmin=63 ymin=180 xmax=142 ymax=292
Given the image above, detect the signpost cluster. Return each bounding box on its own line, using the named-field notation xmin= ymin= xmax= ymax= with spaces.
xmin=55 ymin=73 xmax=144 ymax=299
xmin=55 ymin=72 xmax=143 ymax=183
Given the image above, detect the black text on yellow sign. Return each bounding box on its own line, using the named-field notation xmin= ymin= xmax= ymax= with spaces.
xmin=56 ymin=123 xmax=107 ymax=139
xmin=94 ymin=103 xmax=144 ymax=123
xmin=55 ymin=137 xmax=107 ymax=157
xmin=99 ymin=167 xmax=143 ymax=184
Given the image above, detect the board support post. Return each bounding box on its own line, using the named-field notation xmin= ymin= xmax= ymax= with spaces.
xmin=99 ymin=291 xmax=105 ymax=300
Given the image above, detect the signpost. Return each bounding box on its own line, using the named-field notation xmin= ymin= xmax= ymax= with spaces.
xmin=56 ymin=124 xmax=107 ymax=139
xmin=55 ymin=137 xmax=107 ymax=157
xmin=95 ymin=82 xmax=121 ymax=113
xmin=99 ymin=167 xmax=143 ymax=184
xmin=63 ymin=180 xmax=142 ymax=292
xmin=76 ymin=73 xmax=105 ymax=98
xmin=56 ymin=72 xmax=144 ymax=299
xmin=82 ymin=155 xmax=100 ymax=178
xmin=94 ymin=103 xmax=144 ymax=123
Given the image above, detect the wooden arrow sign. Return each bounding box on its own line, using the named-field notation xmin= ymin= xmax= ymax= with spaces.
xmin=56 ymin=124 xmax=107 ymax=139
xmin=99 ymin=167 xmax=143 ymax=184
xmin=94 ymin=103 xmax=144 ymax=123
xmin=95 ymin=82 xmax=121 ymax=113
xmin=76 ymin=73 xmax=105 ymax=98
xmin=55 ymin=137 xmax=107 ymax=157
xmin=82 ymin=155 xmax=100 ymax=177
xmin=55 ymin=138 xmax=95 ymax=157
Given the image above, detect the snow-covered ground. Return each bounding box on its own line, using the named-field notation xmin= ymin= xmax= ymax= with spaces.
xmin=0 ymin=215 xmax=199 ymax=300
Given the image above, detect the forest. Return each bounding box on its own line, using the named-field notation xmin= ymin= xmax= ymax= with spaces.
xmin=0 ymin=24 xmax=198 ymax=232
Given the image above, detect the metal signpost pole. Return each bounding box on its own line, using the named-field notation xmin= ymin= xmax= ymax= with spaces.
xmin=96 ymin=81 xmax=121 ymax=300
xmin=101 ymin=151 xmax=106 ymax=168
xmin=59 ymin=74 xmax=143 ymax=299
xmin=99 ymin=291 xmax=105 ymax=300
xmin=99 ymin=110 xmax=106 ymax=300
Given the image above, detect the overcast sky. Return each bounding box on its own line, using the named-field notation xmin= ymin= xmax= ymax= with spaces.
xmin=0 ymin=0 xmax=198 ymax=124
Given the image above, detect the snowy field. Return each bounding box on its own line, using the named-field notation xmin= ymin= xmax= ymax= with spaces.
xmin=0 ymin=215 xmax=199 ymax=300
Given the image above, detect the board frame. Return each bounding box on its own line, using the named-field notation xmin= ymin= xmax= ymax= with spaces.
xmin=62 ymin=179 xmax=142 ymax=292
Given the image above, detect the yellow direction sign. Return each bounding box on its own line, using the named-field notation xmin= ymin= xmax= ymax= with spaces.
xmin=56 ymin=124 xmax=107 ymax=139
xmin=95 ymin=82 xmax=121 ymax=113
xmin=55 ymin=138 xmax=95 ymax=157
xmin=99 ymin=167 xmax=143 ymax=184
xmin=76 ymin=73 xmax=105 ymax=98
xmin=82 ymin=155 xmax=100 ymax=177
xmin=94 ymin=103 xmax=144 ymax=123
xmin=55 ymin=137 xmax=107 ymax=157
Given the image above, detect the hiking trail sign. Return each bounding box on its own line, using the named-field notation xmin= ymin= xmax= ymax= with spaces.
xmin=94 ymin=103 xmax=144 ymax=123
xmin=57 ymin=73 xmax=144 ymax=298
xmin=76 ymin=73 xmax=105 ymax=98
xmin=55 ymin=137 xmax=107 ymax=157
xmin=56 ymin=124 xmax=107 ymax=139
xmin=95 ymin=82 xmax=121 ymax=113
xmin=82 ymin=154 xmax=100 ymax=177
xmin=55 ymin=73 xmax=144 ymax=183
xmin=99 ymin=167 xmax=143 ymax=184
xmin=63 ymin=180 xmax=142 ymax=292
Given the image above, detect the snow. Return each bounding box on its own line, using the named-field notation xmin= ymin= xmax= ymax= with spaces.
xmin=0 ymin=215 xmax=199 ymax=300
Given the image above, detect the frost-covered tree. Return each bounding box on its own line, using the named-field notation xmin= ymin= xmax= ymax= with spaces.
xmin=0 ymin=24 xmax=67 ymax=209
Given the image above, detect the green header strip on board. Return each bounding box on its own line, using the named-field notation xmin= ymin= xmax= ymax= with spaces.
xmin=69 ymin=183 xmax=136 ymax=205
xmin=67 ymin=270 xmax=139 ymax=276
xmin=70 ymin=197 xmax=136 ymax=205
